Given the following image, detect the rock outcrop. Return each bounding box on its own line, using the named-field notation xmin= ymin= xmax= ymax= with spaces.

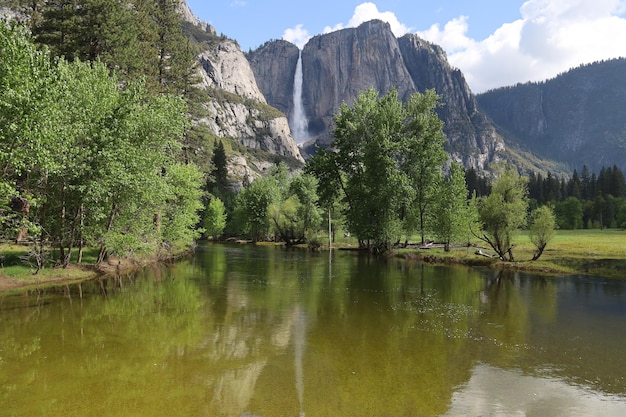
xmin=180 ymin=14 xmax=304 ymax=167
xmin=301 ymin=20 xmax=416 ymax=140
xmin=249 ymin=20 xmax=506 ymax=171
xmin=247 ymin=40 xmax=300 ymax=115
xmin=198 ymin=41 xmax=267 ymax=102
xmin=397 ymin=34 xmax=504 ymax=169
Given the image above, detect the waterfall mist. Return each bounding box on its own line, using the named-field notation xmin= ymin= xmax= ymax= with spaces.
xmin=290 ymin=50 xmax=308 ymax=143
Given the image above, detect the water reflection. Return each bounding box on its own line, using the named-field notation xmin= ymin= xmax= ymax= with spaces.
xmin=1 ymin=244 xmax=626 ymax=416
xmin=294 ymin=306 xmax=306 ymax=417
xmin=445 ymin=364 xmax=626 ymax=417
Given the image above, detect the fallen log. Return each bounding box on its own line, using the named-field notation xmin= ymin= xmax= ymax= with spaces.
xmin=475 ymin=249 xmax=495 ymax=258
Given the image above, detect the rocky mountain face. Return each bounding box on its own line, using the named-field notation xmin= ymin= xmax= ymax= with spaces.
xmin=477 ymin=59 xmax=626 ymax=172
xmin=247 ymin=40 xmax=300 ymax=116
xmin=181 ymin=8 xmax=304 ymax=180
xmin=193 ymin=39 xmax=301 ymax=161
xmin=249 ymin=20 xmax=505 ymax=171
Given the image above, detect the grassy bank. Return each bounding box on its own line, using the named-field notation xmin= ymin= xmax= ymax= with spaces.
xmin=395 ymin=229 xmax=626 ymax=278
xmin=0 ymin=244 xmax=185 ymax=294
xmin=1 ymin=229 xmax=624 ymax=293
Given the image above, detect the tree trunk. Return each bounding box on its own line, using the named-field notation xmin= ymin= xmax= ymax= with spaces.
xmin=531 ymin=243 xmax=546 ymax=261
xmin=77 ymin=204 xmax=84 ymax=264
xmin=97 ymin=203 xmax=117 ymax=264
xmin=328 ymin=208 xmax=332 ymax=248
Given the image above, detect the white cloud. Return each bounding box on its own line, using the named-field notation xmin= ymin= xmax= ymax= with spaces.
xmin=417 ymin=16 xmax=476 ymax=53
xmin=321 ymin=2 xmax=410 ymax=36
xmin=323 ymin=23 xmax=344 ymax=34
xmin=282 ymin=24 xmax=310 ymax=49
xmin=417 ymin=0 xmax=626 ymax=92
xmin=287 ymin=2 xmax=410 ymax=48
xmin=345 ymin=2 xmax=411 ymax=36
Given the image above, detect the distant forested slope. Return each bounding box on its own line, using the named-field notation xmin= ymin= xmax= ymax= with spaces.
xmin=477 ymin=58 xmax=626 ymax=172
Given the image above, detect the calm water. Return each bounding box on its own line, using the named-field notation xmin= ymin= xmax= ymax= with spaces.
xmin=1 ymin=244 xmax=626 ymax=416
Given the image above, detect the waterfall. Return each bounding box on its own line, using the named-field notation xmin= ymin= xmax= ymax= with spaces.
xmin=291 ymin=50 xmax=308 ymax=143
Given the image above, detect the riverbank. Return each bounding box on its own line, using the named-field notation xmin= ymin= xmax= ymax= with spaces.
xmin=1 ymin=229 xmax=624 ymax=293
xmin=324 ymin=229 xmax=625 ymax=279
xmin=394 ymin=229 xmax=626 ymax=278
xmin=0 ymin=245 xmax=191 ymax=294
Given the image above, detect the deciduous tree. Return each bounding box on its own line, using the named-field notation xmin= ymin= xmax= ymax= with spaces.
xmin=432 ymin=163 xmax=469 ymax=251
xmin=476 ymin=167 xmax=529 ymax=261
xmin=528 ymin=205 xmax=557 ymax=261
xmin=204 ymin=197 xmax=227 ymax=240
xmin=308 ymin=88 xmax=446 ymax=252
xmin=0 ymin=22 xmax=204 ymax=267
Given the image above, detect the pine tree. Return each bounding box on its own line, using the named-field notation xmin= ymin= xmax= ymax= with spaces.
xmin=581 ymin=165 xmax=592 ymax=200
xmin=33 ymin=0 xmax=82 ymax=58
xmin=33 ymin=0 xmax=196 ymax=93
xmin=210 ymin=140 xmax=228 ymax=194
xmin=610 ymin=165 xmax=626 ymax=197
xmin=149 ymin=0 xmax=197 ymax=94
xmin=569 ymin=169 xmax=582 ymax=199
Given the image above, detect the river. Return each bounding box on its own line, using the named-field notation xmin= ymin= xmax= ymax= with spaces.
xmin=1 ymin=244 xmax=626 ymax=416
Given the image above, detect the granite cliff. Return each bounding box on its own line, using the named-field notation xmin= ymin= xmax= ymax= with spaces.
xmin=183 ymin=14 xmax=304 ymax=168
xmin=249 ymin=20 xmax=506 ymax=171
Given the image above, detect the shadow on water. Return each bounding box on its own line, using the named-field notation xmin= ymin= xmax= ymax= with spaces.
xmin=555 ymin=257 xmax=626 ymax=278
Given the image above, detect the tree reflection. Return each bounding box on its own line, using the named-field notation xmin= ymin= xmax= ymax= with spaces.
xmin=2 ymin=245 xmax=626 ymax=416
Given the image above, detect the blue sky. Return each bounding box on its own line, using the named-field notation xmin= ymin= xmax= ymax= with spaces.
xmin=185 ymin=0 xmax=626 ymax=92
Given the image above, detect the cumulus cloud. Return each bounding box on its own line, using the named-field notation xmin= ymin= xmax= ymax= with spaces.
xmin=417 ymin=0 xmax=626 ymax=92
xmin=286 ymin=2 xmax=409 ymax=48
xmin=282 ymin=24 xmax=310 ymax=49
xmin=345 ymin=2 xmax=411 ymax=36
xmin=321 ymin=2 xmax=410 ymax=35
xmin=417 ymin=16 xmax=476 ymax=53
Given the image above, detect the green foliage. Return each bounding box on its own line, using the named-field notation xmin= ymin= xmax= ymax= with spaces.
xmin=182 ymin=124 xmax=220 ymax=173
xmin=616 ymin=199 xmax=626 ymax=229
xmin=331 ymin=88 xmax=405 ymax=251
xmin=555 ymin=197 xmax=584 ymax=229
xmin=432 ymin=163 xmax=470 ymax=251
xmin=204 ymin=197 xmax=227 ymax=239
xmin=400 ymin=89 xmax=448 ymax=243
xmin=268 ymin=195 xmax=301 ymax=244
xmin=0 ymin=21 xmax=56 ymax=176
xmin=307 ymin=88 xmax=447 ymax=252
xmin=210 ymin=140 xmax=228 ymax=191
xmin=244 ymin=98 xmax=285 ymax=121
xmin=305 ymin=147 xmax=341 ymax=210
xmin=528 ymin=205 xmax=557 ymax=261
xmin=29 ymin=0 xmax=197 ymax=94
xmin=0 ymin=22 xmax=203 ymax=266
xmin=181 ymin=21 xmax=223 ymax=52
xmin=159 ymin=162 xmax=204 ymax=252
xmin=232 ymin=164 xmax=322 ymax=245
xmin=289 ymin=174 xmax=322 ymax=234
xmin=206 ymin=87 xmax=246 ymax=107
xmin=234 ymin=175 xmax=276 ymax=242
xmin=476 ymin=167 xmax=529 ymax=261
xmin=268 ymin=173 xmax=322 ymax=245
